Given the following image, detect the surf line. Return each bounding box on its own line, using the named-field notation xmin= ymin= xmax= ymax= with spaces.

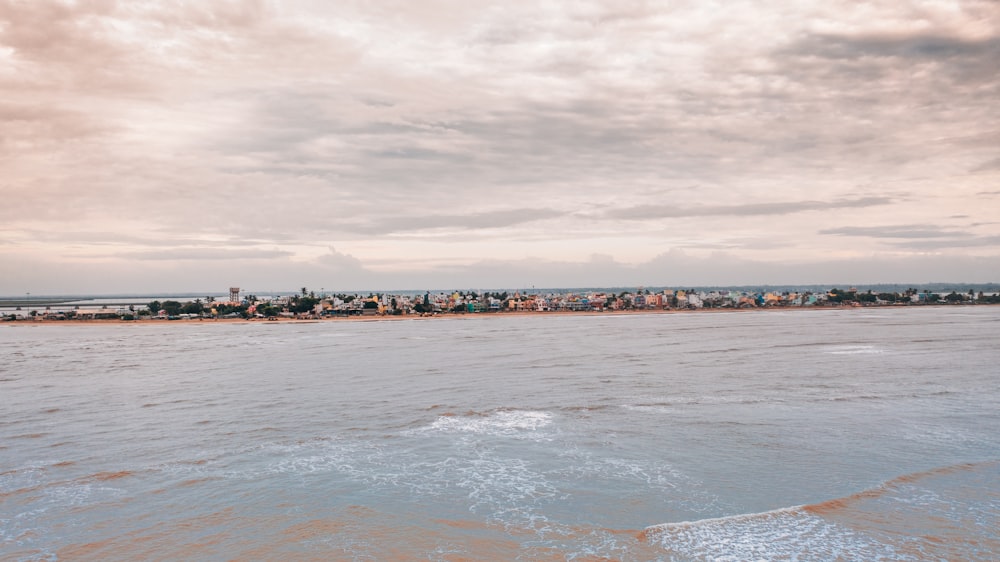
xmin=640 ymin=459 xmax=999 ymax=541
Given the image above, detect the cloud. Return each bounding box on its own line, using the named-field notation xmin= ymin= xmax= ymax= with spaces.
xmin=317 ymin=247 xmax=364 ymax=271
xmin=819 ymin=225 xmax=973 ymax=239
xmin=0 ymin=102 xmax=115 ymax=145
xmin=790 ymin=33 xmax=1000 ymax=63
xmin=819 ymin=224 xmax=1000 ymax=251
xmin=972 ymin=157 xmax=1000 ymax=172
xmin=2 ymin=1 xmax=999 ymax=293
xmin=607 ymin=197 xmax=892 ymax=221
xmin=355 ymin=208 xmax=565 ymax=235
xmin=888 ymin=236 xmax=1000 ymax=250
xmin=111 ymin=248 xmax=294 ymax=261
xmin=8 ymin=230 xmax=280 ymax=248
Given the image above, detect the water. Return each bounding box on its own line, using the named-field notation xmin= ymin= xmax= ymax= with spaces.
xmin=2 ymin=307 xmax=999 ymax=560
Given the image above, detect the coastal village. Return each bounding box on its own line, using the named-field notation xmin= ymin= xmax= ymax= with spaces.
xmin=4 ymin=286 xmax=998 ymax=322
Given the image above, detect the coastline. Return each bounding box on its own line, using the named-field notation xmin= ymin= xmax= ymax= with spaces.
xmin=0 ymin=304 xmax=974 ymax=327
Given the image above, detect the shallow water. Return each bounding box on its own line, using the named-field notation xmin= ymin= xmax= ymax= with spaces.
xmin=2 ymin=307 xmax=999 ymax=560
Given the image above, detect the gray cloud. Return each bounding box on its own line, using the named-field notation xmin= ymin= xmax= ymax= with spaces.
xmin=889 ymin=236 xmax=1000 ymax=250
xmin=819 ymin=225 xmax=973 ymax=239
xmin=111 ymin=248 xmax=293 ymax=261
xmin=355 ymin=208 xmax=565 ymax=235
xmin=608 ymin=197 xmax=892 ymax=221
xmin=316 ymin=247 xmax=365 ymax=271
xmin=972 ymin=157 xmax=1000 ymax=172
xmin=777 ymin=24 xmax=1000 ymax=96
xmin=819 ymin=224 xmax=1000 ymax=251
xmin=790 ymin=33 xmax=1000 ymax=63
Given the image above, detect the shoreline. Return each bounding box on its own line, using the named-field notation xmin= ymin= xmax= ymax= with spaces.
xmin=2 ymin=304 xmax=986 ymax=327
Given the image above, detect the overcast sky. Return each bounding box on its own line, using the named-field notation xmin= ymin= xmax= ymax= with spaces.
xmin=2 ymin=0 xmax=998 ymax=294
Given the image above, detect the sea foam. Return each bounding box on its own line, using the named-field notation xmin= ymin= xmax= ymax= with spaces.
xmin=644 ymin=508 xmax=899 ymax=561
xmin=424 ymin=410 xmax=554 ymax=438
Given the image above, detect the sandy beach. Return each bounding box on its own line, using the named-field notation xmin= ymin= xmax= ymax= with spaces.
xmin=2 ymin=305 xmax=892 ymax=327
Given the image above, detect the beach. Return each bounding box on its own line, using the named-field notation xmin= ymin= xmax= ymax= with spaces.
xmin=0 ymin=302 xmax=947 ymax=327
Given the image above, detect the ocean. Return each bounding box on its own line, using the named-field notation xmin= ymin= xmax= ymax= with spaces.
xmin=2 ymin=307 xmax=998 ymax=560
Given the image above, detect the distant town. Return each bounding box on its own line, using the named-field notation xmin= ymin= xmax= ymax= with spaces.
xmin=3 ymin=285 xmax=999 ymax=322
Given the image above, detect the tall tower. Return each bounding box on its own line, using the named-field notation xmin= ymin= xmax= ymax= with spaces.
xmin=229 ymin=287 xmax=240 ymax=303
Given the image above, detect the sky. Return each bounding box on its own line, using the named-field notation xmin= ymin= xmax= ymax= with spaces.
xmin=2 ymin=0 xmax=999 ymax=295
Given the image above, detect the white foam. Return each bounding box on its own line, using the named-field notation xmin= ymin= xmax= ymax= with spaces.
xmin=645 ymin=508 xmax=902 ymax=561
xmin=0 ymin=465 xmax=47 ymax=495
xmin=425 ymin=411 xmax=553 ymax=438
xmin=621 ymin=404 xmax=672 ymax=414
xmin=230 ymin=439 xmax=386 ymax=482
xmin=824 ymin=345 xmax=885 ymax=355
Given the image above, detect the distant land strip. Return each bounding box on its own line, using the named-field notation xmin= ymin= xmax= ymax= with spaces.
xmin=3 ymin=285 xmax=998 ymax=323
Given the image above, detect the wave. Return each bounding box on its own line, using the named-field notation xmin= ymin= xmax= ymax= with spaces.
xmin=409 ymin=409 xmax=555 ymax=440
xmin=622 ymin=395 xmax=783 ymax=410
xmin=643 ymin=461 xmax=1000 ymax=560
xmin=559 ymin=405 xmax=612 ymax=413
xmin=823 ymin=345 xmax=885 ymax=355
xmin=803 ymin=461 xmax=998 ymax=515
xmin=817 ymin=389 xmax=959 ymax=403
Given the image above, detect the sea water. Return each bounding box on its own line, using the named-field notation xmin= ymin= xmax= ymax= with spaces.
xmin=2 ymin=307 xmax=998 ymax=560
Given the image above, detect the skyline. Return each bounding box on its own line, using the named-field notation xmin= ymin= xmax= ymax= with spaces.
xmin=2 ymin=1 xmax=999 ymax=294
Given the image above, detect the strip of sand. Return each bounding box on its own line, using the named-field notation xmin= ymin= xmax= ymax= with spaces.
xmin=1 ymin=305 xmax=882 ymax=327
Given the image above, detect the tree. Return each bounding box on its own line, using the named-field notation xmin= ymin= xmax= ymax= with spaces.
xmin=856 ymin=292 xmax=877 ymax=303
xmin=828 ymin=288 xmax=857 ymax=304
xmin=162 ymin=300 xmax=183 ymax=316
xmin=148 ymin=300 xmax=162 ymax=314
xmin=291 ymin=296 xmax=319 ymax=313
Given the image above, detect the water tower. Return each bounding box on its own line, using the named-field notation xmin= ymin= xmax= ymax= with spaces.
xmin=229 ymin=287 xmax=240 ymax=303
